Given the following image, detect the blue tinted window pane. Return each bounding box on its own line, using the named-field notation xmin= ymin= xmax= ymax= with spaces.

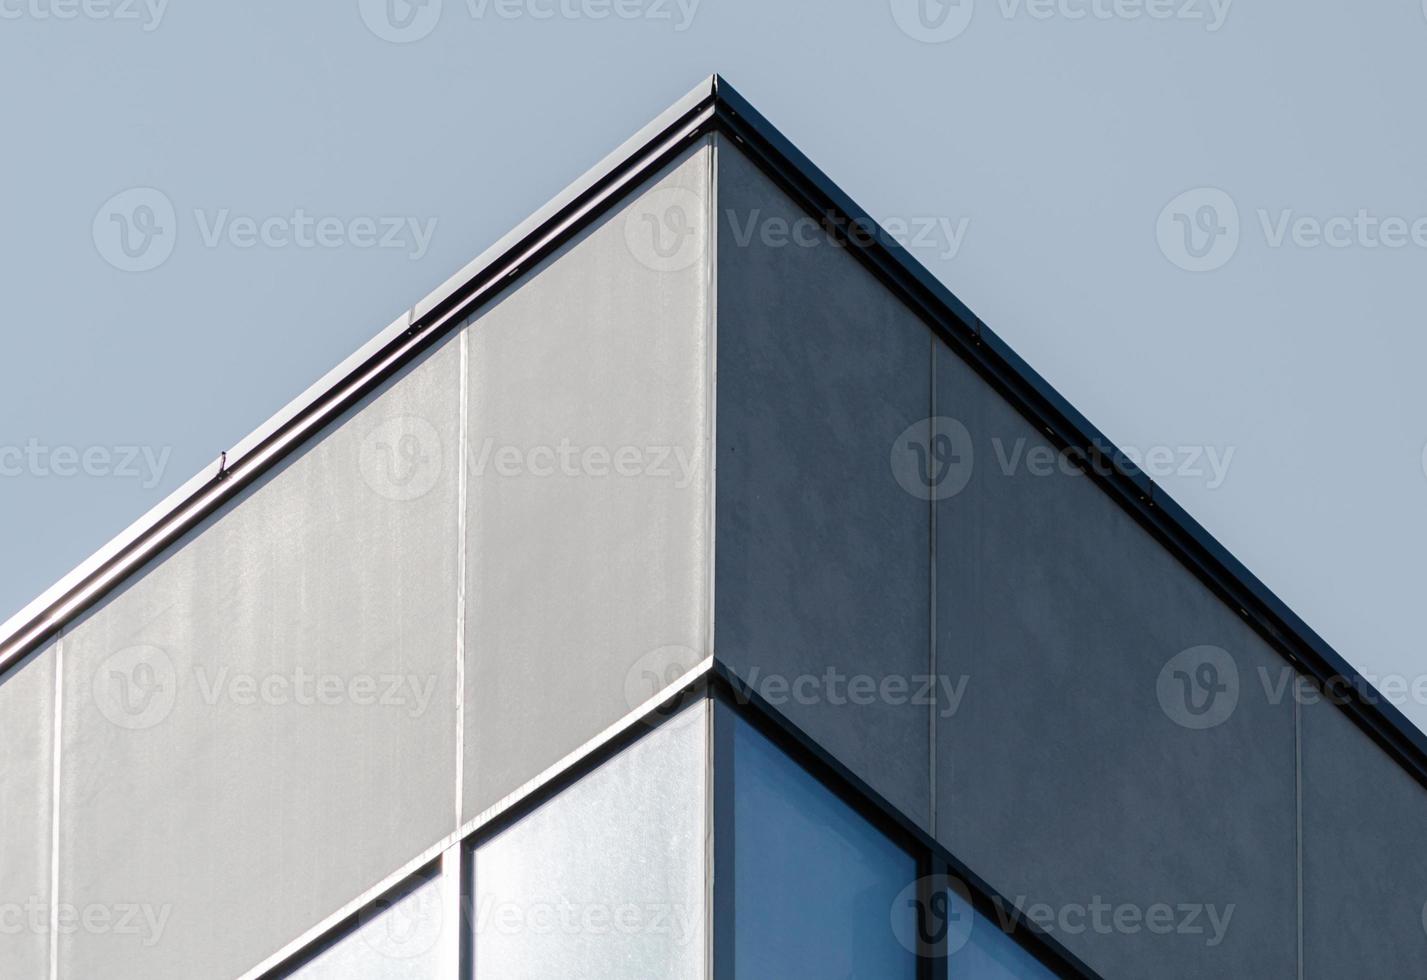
xmin=733 ymin=713 xmax=918 ymax=978
xmin=948 ymin=898 xmax=1057 ymax=979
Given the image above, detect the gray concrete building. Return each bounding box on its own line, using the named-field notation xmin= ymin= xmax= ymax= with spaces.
xmin=2 ymin=76 xmax=1423 ymax=979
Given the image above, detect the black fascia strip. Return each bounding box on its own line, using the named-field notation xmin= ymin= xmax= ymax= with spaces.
xmin=4 ymin=73 xmax=1421 ymax=799
xmin=410 ymin=96 xmax=716 ymax=336
xmin=706 ymin=76 xmax=1427 ymax=793
xmin=709 ymin=664 xmax=1101 ymax=980
xmin=0 ymin=91 xmax=717 ymax=675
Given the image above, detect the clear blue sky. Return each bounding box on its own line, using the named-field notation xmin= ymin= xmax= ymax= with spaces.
xmin=2 ymin=0 xmax=1424 ymax=727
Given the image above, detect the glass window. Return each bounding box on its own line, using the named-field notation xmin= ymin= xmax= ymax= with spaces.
xmin=470 ymin=700 xmax=707 ymax=979
xmin=947 ymin=895 xmax=1058 ymax=979
xmin=289 ymin=876 xmax=445 ymax=979
xmin=731 ymin=711 xmax=919 ymax=978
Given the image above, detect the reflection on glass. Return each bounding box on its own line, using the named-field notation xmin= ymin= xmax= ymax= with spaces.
xmin=290 ymin=877 xmax=444 ymax=979
xmin=732 ymin=712 xmax=919 ymax=978
xmin=471 ymin=700 xmax=707 ymax=979
xmin=947 ymin=896 xmax=1058 ymax=979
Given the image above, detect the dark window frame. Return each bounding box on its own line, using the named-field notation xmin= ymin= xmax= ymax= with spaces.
xmin=265 ymin=672 xmax=1099 ymax=979
xmin=708 ymin=667 xmax=1100 ymax=980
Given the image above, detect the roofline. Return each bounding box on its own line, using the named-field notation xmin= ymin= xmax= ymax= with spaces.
xmin=5 ymin=74 xmax=1425 ymax=799
xmin=0 ymin=75 xmax=720 ymax=669
xmin=709 ymin=78 xmax=1427 ymax=790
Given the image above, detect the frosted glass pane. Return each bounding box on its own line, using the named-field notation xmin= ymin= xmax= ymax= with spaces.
xmin=732 ymin=713 xmax=918 ymax=978
xmin=948 ymin=900 xmax=1057 ymax=979
xmin=289 ymin=877 xmax=445 ymax=979
xmin=471 ymin=700 xmax=707 ymax=979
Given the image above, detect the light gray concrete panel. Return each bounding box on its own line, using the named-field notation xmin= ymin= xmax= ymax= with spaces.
xmin=58 ymin=338 xmax=462 ymax=980
xmin=463 ymin=142 xmax=713 ymax=820
xmin=0 ymin=643 xmax=54 ymax=979
xmin=1302 ymin=696 xmax=1427 ymax=977
xmin=712 ymin=143 xmax=933 ymax=828
xmin=934 ymin=342 xmax=1297 ymax=977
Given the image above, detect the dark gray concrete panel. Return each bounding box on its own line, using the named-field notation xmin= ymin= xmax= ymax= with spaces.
xmin=463 ymin=142 xmax=713 ymax=821
xmin=0 ymin=644 xmax=54 ymax=979
xmin=1302 ymin=696 xmax=1427 ymax=977
xmin=713 ymin=143 xmax=932 ymax=828
xmin=935 ymin=343 xmax=1297 ymax=978
xmin=58 ymin=339 xmax=462 ymax=980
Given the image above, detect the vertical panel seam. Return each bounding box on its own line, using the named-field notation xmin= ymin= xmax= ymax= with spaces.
xmin=704 ymin=137 xmax=720 ymax=980
xmin=48 ymin=633 xmax=63 ymax=980
xmin=455 ymin=328 xmax=470 ymax=836
xmin=704 ymin=133 xmax=719 ymax=663
xmin=928 ymin=335 xmax=937 ymax=838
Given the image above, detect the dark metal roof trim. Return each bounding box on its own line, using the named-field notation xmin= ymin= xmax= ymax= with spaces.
xmin=706 ymin=76 xmax=1427 ymax=791
xmin=3 ymin=74 xmax=1422 ymax=802
xmin=0 ymin=77 xmax=720 ymax=671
